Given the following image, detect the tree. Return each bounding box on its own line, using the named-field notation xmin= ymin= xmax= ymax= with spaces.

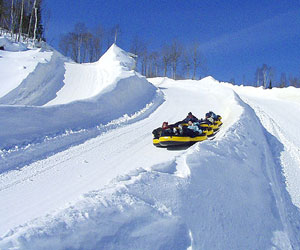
xmin=268 ymin=80 xmax=272 ymax=89
xmin=0 ymin=0 xmax=10 ymax=30
xmin=141 ymin=47 xmax=148 ymax=76
xmin=59 ymin=33 xmax=71 ymax=56
xmin=182 ymin=48 xmax=192 ymax=79
xmin=105 ymin=24 xmax=121 ymax=50
xmin=0 ymin=0 xmax=3 ymax=17
xmin=89 ymin=24 xmax=104 ymax=62
xmin=254 ymin=67 xmax=262 ymax=87
xmin=229 ymin=78 xmax=235 ymax=85
xmin=261 ymin=64 xmax=274 ymax=88
xmin=255 ymin=64 xmax=274 ymax=88
xmin=161 ymin=44 xmax=171 ymax=77
xmin=10 ymin=0 xmax=14 ymax=37
xmin=17 ymin=0 xmax=24 ymax=42
xmin=27 ymin=0 xmax=36 ymax=37
xmin=289 ymin=76 xmax=300 ymax=88
xmin=147 ymin=51 xmax=159 ymax=77
xmin=279 ymin=73 xmax=287 ymax=88
xmin=72 ymin=22 xmax=88 ymax=63
xmin=169 ymin=40 xmax=182 ymax=80
xmin=130 ymin=36 xmax=147 ymax=74
xmin=191 ymin=42 xmax=202 ymax=80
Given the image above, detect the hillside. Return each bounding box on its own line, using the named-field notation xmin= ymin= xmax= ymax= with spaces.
xmin=0 ymin=36 xmax=300 ymax=250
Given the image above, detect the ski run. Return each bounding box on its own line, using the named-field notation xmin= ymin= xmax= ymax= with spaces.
xmin=0 ymin=35 xmax=300 ymax=250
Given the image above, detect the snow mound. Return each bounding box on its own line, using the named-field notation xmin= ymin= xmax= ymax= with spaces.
xmin=46 ymin=44 xmax=137 ymax=105
xmin=2 ymin=83 xmax=300 ymax=249
xmin=0 ymin=50 xmax=66 ymax=105
xmin=97 ymin=43 xmax=136 ymax=71
xmin=0 ymin=44 xmax=160 ymax=150
xmin=0 ymin=37 xmax=27 ymax=51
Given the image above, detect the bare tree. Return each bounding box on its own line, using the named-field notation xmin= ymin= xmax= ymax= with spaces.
xmin=229 ymin=78 xmax=235 ymax=85
xmin=152 ymin=51 xmax=160 ymax=77
xmin=89 ymin=24 xmax=104 ymax=62
xmin=27 ymin=0 xmax=36 ymax=37
xmin=17 ymin=0 xmax=24 ymax=41
xmin=105 ymin=24 xmax=121 ymax=50
xmin=141 ymin=48 xmax=148 ymax=76
xmin=33 ymin=4 xmax=37 ymax=45
xmin=10 ymin=0 xmax=14 ymax=37
xmin=71 ymin=22 xmax=88 ymax=63
xmin=279 ymin=73 xmax=287 ymax=88
xmin=289 ymin=76 xmax=300 ymax=88
xmin=183 ymin=47 xmax=192 ymax=79
xmin=255 ymin=64 xmax=274 ymax=88
xmin=82 ymin=31 xmax=92 ymax=62
xmin=261 ymin=64 xmax=274 ymax=88
xmin=0 ymin=0 xmax=10 ymax=30
xmin=162 ymin=44 xmax=171 ymax=77
xmin=191 ymin=42 xmax=202 ymax=80
xmin=59 ymin=33 xmax=71 ymax=56
xmin=147 ymin=52 xmax=159 ymax=77
xmin=130 ymin=36 xmax=147 ymax=73
xmin=254 ymin=67 xmax=262 ymax=87
xmin=169 ymin=40 xmax=182 ymax=80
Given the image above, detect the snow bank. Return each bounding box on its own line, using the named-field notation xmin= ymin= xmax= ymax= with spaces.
xmin=8 ymin=81 xmax=300 ymax=249
xmin=46 ymin=44 xmax=137 ymax=105
xmin=0 ymin=44 xmax=160 ymax=150
xmin=225 ymin=83 xmax=300 ymax=209
xmin=3 ymin=79 xmax=300 ymax=249
xmin=0 ymin=48 xmax=53 ymax=99
xmin=0 ymin=50 xmax=66 ymax=105
xmin=0 ymin=37 xmax=27 ymax=51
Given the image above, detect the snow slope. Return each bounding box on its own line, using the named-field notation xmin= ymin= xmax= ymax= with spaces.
xmin=0 ymin=43 xmax=159 ymax=153
xmin=225 ymin=84 xmax=300 ymax=209
xmin=1 ymin=39 xmax=300 ymax=249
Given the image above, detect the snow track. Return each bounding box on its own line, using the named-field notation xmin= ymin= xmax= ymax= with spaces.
xmin=2 ymin=78 xmax=300 ymax=249
xmin=1 ymin=41 xmax=300 ymax=249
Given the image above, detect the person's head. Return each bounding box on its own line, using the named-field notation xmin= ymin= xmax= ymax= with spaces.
xmin=162 ymin=122 xmax=168 ymax=128
xmin=205 ymin=113 xmax=210 ymax=118
xmin=188 ymin=112 xmax=193 ymax=117
xmin=188 ymin=120 xmax=193 ymax=126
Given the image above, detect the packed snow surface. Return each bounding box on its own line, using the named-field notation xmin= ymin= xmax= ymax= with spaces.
xmin=0 ymin=38 xmax=300 ymax=249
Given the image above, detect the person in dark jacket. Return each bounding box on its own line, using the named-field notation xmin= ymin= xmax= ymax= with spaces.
xmin=161 ymin=122 xmax=174 ymax=136
xmin=182 ymin=112 xmax=199 ymax=123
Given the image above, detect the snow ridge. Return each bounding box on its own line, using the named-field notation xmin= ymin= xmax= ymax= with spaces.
xmin=2 ymin=83 xmax=300 ymax=249
xmin=0 ymin=50 xmax=67 ymax=106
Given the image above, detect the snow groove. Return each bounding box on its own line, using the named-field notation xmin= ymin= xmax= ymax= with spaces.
xmin=0 ymin=161 xmax=191 ymax=250
xmin=233 ymin=93 xmax=300 ymax=249
xmin=0 ymin=91 xmax=164 ymax=175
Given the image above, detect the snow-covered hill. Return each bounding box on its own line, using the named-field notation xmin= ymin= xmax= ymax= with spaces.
xmin=0 ymin=36 xmax=300 ymax=250
xmin=0 ymin=42 xmax=160 ymax=154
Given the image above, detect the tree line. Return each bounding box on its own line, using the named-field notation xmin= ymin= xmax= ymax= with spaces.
xmin=229 ymin=64 xmax=300 ymax=88
xmin=254 ymin=64 xmax=300 ymax=88
xmin=0 ymin=0 xmax=44 ymax=43
xmin=59 ymin=22 xmax=207 ymax=80
xmin=59 ymin=23 xmax=299 ymax=87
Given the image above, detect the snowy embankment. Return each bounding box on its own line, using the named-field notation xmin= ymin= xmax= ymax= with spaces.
xmin=0 ymin=42 xmax=162 ymax=172
xmin=1 ymin=76 xmax=300 ymax=249
xmin=224 ymin=83 xmax=300 ymax=210
xmin=1 ymin=36 xmax=300 ymax=249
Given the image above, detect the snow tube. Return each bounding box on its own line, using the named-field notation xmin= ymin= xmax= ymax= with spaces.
xmin=155 ymin=133 xmax=207 ymax=147
xmin=152 ymin=114 xmax=222 ymax=147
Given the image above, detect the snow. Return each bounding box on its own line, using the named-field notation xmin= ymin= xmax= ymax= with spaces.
xmin=0 ymin=37 xmax=27 ymax=52
xmin=1 ymin=35 xmax=300 ymax=249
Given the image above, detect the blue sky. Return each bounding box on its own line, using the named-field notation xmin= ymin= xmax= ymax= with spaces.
xmin=44 ymin=0 xmax=300 ymax=84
